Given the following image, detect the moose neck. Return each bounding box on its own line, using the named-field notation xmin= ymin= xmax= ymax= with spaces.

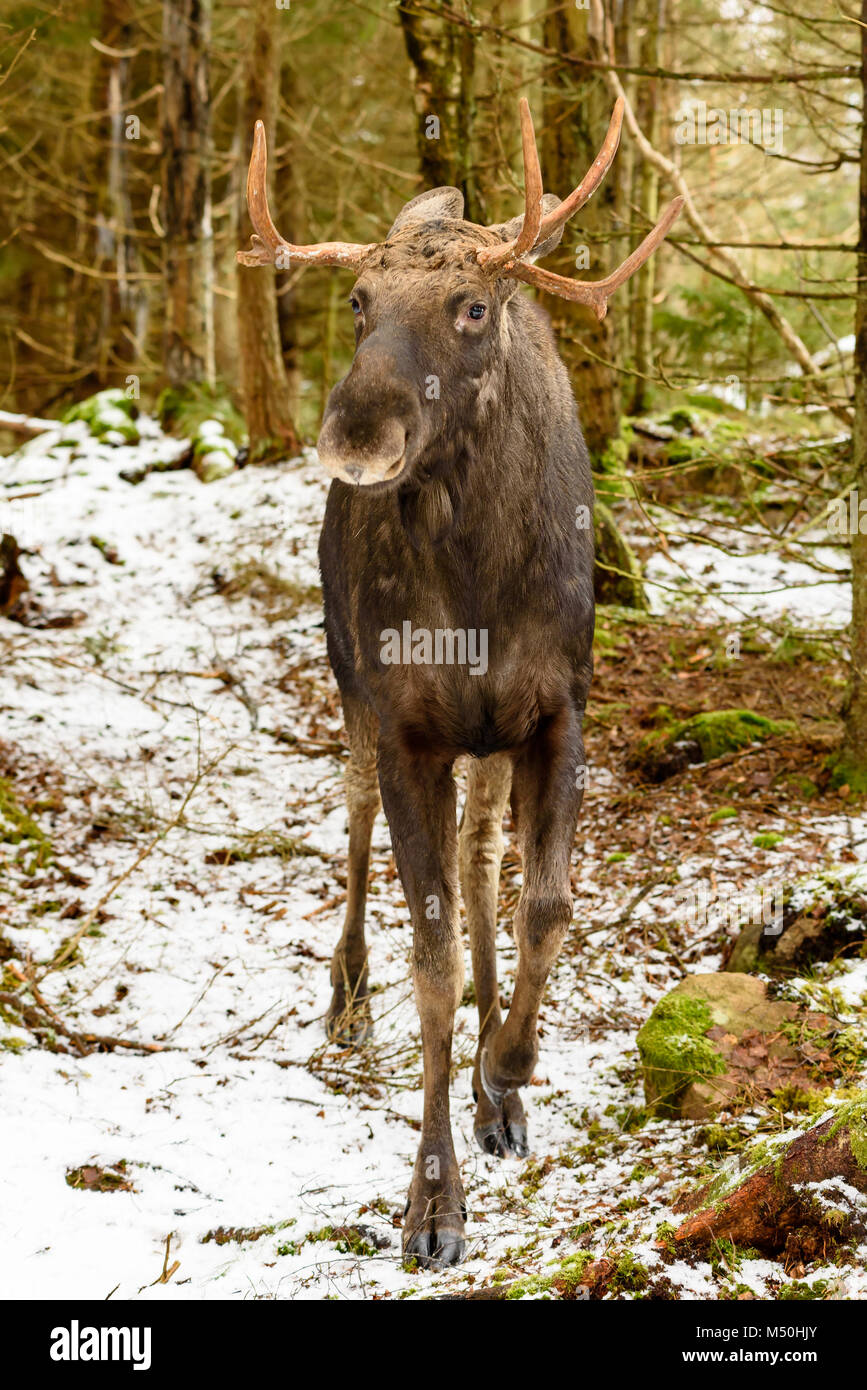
xmin=392 ymin=297 xmax=578 ymax=568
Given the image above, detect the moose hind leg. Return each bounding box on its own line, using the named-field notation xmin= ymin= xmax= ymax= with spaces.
xmin=481 ymin=705 xmax=584 ymax=1103
xmin=326 ymin=700 xmax=380 ymax=1046
xmin=458 ymin=753 xmax=527 ymax=1159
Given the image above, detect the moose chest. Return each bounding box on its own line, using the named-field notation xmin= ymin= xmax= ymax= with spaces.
xmin=352 ymin=560 xmax=572 ymax=756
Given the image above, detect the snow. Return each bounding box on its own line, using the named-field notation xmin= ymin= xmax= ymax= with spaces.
xmin=1 ymin=419 xmax=866 ymax=1300
xmin=644 ymin=525 xmax=850 ymax=629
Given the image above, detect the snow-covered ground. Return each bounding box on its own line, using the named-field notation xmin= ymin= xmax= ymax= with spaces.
xmin=643 ymin=517 xmax=850 ymax=631
xmin=1 ymin=420 xmax=865 ymax=1300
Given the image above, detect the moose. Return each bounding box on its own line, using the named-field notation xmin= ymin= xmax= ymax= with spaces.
xmin=238 ymin=100 xmax=682 ymax=1267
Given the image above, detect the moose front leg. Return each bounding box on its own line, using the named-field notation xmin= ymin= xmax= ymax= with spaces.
xmin=377 ymin=735 xmax=466 ymax=1268
xmin=481 ymin=706 xmax=584 ymax=1106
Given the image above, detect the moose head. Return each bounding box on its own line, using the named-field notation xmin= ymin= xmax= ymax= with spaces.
xmin=238 ymin=99 xmax=683 ymax=490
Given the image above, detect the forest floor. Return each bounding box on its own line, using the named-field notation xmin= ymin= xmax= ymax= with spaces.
xmin=1 ymin=412 xmax=865 ymax=1301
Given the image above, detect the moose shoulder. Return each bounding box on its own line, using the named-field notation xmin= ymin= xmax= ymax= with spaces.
xmin=238 ymin=100 xmax=682 ymax=1268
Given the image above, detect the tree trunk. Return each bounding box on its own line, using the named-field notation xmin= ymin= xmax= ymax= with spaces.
xmin=275 ymin=54 xmax=301 ymax=425
xmin=161 ymin=0 xmax=215 ymax=388
xmin=94 ymin=0 xmax=148 ymax=384
xmin=841 ymin=0 xmax=867 ymax=789
xmin=541 ymin=5 xmax=619 ymax=459
xmin=627 ymin=0 xmax=661 ymax=414
xmin=236 ymin=0 xmax=300 ymax=460
xmin=397 ymin=0 xmax=477 ymax=219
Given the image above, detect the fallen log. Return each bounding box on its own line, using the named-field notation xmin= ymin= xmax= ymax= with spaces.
xmin=0 ymin=409 xmax=60 ymax=438
xmin=669 ymin=1097 xmax=867 ymax=1259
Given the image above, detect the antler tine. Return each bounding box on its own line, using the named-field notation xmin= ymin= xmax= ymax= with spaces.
xmin=533 ymin=98 xmax=624 ymax=249
xmin=511 ymin=197 xmax=685 ymax=321
xmin=477 ymin=99 xmax=544 ymax=272
xmin=237 ymin=120 xmax=376 ymax=271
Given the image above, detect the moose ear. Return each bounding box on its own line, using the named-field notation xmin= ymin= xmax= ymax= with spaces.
xmin=489 ymin=193 xmax=564 ymax=262
xmin=387 ymin=186 xmax=465 ymax=236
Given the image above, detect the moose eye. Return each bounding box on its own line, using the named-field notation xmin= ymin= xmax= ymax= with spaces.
xmin=349 ymin=297 xmax=362 ymax=316
xmin=467 ymin=302 xmax=487 ymax=320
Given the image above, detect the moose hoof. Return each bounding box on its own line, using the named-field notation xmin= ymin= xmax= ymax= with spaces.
xmin=474 ymin=1114 xmax=529 ymax=1160
xmin=474 ymin=1067 xmax=529 ymax=1159
xmin=402 ymin=1175 xmax=467 ymax=1269
xmin=325 ymin=994 xmax=372 ymax=1047
xmin=403 ymin=1225 xmax=466 ymax=1270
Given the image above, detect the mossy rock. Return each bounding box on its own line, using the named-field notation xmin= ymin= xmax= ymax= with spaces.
xmin=62 ymin=389 xmax=140 ymax=444
xmin=827 ymin=754 xmax=867 ymax=796
xmin=593 ymin=500 xmax=647 ymax=611
xmin=726 ymin=875 xmax=867 ymax=975
xmin=628 ymin=708 xmax=795 ymax=783
xmin=637 ymin=973 xmax=840 ymax=1120
xmin=184 ymin=417 xmax=239 ymax=483
xmin=193 ymin=447 xmax=236 ymax=484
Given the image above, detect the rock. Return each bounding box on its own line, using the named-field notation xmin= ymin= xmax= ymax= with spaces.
xmin=637 ymin=973 xmax=844 ymax=1119
xmin=668 ymin=1096 xmax=867 ymax=1257
xmin=191 ymin=420 xmax=238 ymax=483
xmin=193 ymin=448 xmax=236 ymax=483
xmin=726 ymin=875 xmax=867 ymax=975
xmin=628 ymin=708 xmax=795 ymax=784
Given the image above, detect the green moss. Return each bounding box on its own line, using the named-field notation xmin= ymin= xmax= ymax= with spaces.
xmin=827 ymin=757 xmax=867 ymax=796
xmin=710 ymin=806 xmax=738 ymax=822
xmin=696 ymin=1122 xmax=748 ymax=1155
xmin=778 ymin=1279 xmax=830 ymax=1301
xmin=607 ymin=1250 xmax=650 ymax=1294
xmin=753 ymin=832 xmax=785 ymax=849
xmin=700 ymin=1131 xmax=792 ymax=1209
xmin=0 ymin=777 xmax=52 ymax=872
xmin=678 ymin=710 xmax=794 ymax=762
xmin=768 ymin=1085 xmax=832 ymax=1119
xmin=66 ymin=1160 xmax=133 ymax=1192
xmin=504 ymin=1251 xmax=595 ymax=1300
xmin=632 ymin=709 xmax=794 ymax=780
xmin=63 ymin=388 xmax=140 ymax=442
xmin=824 ymin=1094 xmax=867 ymax=1168
xmin=666 ymin=437 xmax=703 ymax=464
xmin=593 ymin=499 xmax=647 ymax=611
xmin=594 ymin=419 xmax=635 ymax=478
xmin=637 ymin=995 xmax=726 ymax=1115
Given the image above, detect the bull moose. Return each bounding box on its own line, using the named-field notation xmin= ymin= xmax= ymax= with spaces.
xmin=238 ymin=99 xmax=682 ymax=1267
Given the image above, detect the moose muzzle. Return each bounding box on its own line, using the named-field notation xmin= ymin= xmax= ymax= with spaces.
xmin=317 ymin=332 xmax=423 ymax=488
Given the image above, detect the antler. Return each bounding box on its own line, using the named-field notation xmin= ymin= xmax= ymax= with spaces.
xmin=477 ymin=99 xmax=544 ymax=273
xmin=477 ymin=99 xmax=683 ymax=321
xmin=237 ymin=121 xmax=376 ymax=271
